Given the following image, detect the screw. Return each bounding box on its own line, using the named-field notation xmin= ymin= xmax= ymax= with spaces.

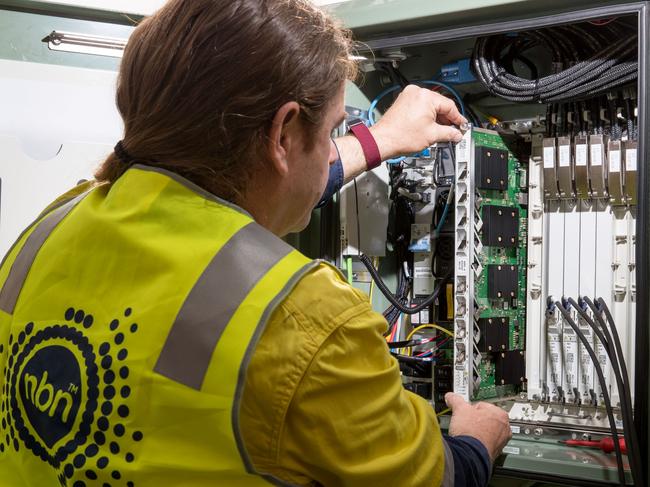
xmin=534 ymin=428 xmax=543 ymax=437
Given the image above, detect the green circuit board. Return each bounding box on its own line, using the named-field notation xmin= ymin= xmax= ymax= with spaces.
xmin=472 ymin=130 xmax=528 ymax=400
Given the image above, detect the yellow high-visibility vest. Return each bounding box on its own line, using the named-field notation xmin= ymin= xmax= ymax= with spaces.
xmin=0 ymin=164 xmax=317 ymax=486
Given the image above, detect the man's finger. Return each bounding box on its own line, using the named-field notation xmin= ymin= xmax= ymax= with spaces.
xmin=437 ymin=113 xmax=468 ymax=128
xmin=431 ymin=125 xmax=463 ymax=143
xmin=429 ymin=92 xmax=467 ymax=127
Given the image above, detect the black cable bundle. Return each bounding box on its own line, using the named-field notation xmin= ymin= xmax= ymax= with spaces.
xmin=554 ymin=301 xmax=626 ymax=485
xmin=382 ymin=267 xmax=409 ymax=334
xmin=360 ymin=254 xmax=452 ymax=315
xmin=556 ymin=297 xmax=643 ymax=486
xmin=473 ymin=23 xmax=638 ymax=103
xmin=382 ymin=163 xmax=414 ymax=333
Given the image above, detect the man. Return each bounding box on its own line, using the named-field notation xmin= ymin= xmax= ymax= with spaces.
xmin=0 ymin=1 xmax=510 ymax=486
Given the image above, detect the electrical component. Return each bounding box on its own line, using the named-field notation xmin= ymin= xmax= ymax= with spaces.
xmin=409 ymin=296 xmax=433 ymax=325
xmin=487 ymin=264 xmax=518 ymax=301
xmin=589 ymin=134 xmax=607 ymax=197
xmin=439 ymin=58 xmax=476 ymax=84
xmin=404 ymin=382 xmax=432 ymax=397
xmin=475 ymin=146 xmax=509 ymax=190
xmin=623 ymin=139 xmax=638 ymax=204
xmin=556 ymin=136 xmax=573 ymax=197
xmin=495 ymin=350 xmax=526 ymax=386
xmin=454 ymin=128 xmax=528 ymax=401
xmin=542 ymin=138 xmax=560 ymax=199
xmin=608 ymin=139 xmax=624 ymax=203
xmin=399 ymin=360 xmax=432 ymax=379
xmin=477 ymin=317 xmax=509 ymax=352
xmin=481 ymin=205 xmax=519 ymax=248
xmin=575 ymin=135 xmax=590 ymax=198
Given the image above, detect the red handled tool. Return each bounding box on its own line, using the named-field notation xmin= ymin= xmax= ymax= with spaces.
xmin=562 ymin=438 xmax=627 ymax=455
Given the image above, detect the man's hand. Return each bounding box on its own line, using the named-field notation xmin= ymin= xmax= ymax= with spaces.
xmin=445 ymin=392 xmax=512 ymax=462
xmin=369 ymin=84 xmax=467 ymax=161
xmin=334 ymin=84 xmax=468 ymax=184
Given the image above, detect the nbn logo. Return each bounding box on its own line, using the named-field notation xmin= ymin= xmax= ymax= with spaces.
xmin=18 ymin=344 xmax=82 ymax=448
xmin=23 ymin=371 xmax=75 ymax=424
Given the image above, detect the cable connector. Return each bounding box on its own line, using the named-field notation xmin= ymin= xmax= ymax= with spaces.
xmin=440 ymin=58 xmax=476 ymax=84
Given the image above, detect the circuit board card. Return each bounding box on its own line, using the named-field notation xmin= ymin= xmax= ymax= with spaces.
xmin=471 ymin=129 xmax=528 ymax=400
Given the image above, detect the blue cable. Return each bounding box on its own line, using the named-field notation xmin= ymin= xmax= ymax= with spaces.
xmin=386 ymin=157 xmax=406 ymax=164
xmin=367 ymin=80 xmax=466 ymax=126
xmin=368 ymin=85 xmax=401 ymax=126
xmin=435 ymin=202 xmax=451 ymax=237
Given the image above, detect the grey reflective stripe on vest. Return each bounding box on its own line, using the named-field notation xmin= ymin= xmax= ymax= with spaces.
xmin=441 ymin=438 xmax=455 ymax=486
xmin=232 ymin=259 xmax=320 ymax=480
xmin=154 ymin=222 xmax=294 ymax=390
xmin=0 ymin=191 xmax=90 ymax=314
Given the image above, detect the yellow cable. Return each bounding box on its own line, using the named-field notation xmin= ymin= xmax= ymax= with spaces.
xmin=446 ymin=284 xmax=454 ymax=321
xmin=346 ymin=257 xmax=353 ymax=284
xmin=473 ymin=106 xmax=499 ymax=126
xmin=436 ymin=408 xmax=450 ymax=416
xmin=407 ymin=324 xmax=454 ymax=340
xmin=368 ymin=257 xmax=378 ymax=306
xmin=405 ymin=324 xmax=454 ymax=355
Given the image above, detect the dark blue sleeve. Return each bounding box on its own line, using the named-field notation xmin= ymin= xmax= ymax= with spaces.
xmin=315 ymin=157 xmax=344 ymax=208
xmin=444 ymin=435 xmax=492 ymax=487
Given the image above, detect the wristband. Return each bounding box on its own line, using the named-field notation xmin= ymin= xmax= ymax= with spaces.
xmin=347 ymin=119 xmax=382 ymax=170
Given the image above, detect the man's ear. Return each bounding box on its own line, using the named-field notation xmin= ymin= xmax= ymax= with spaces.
xmin=267 ymin=101 xmax=301 ymax=177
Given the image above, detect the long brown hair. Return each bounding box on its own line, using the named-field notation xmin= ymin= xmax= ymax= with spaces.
xmin=96 ymin=0 xmax=357 ymax=201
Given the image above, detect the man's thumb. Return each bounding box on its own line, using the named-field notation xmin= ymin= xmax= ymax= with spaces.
xmin=445 ymin=392 xmax=467 ymax=410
